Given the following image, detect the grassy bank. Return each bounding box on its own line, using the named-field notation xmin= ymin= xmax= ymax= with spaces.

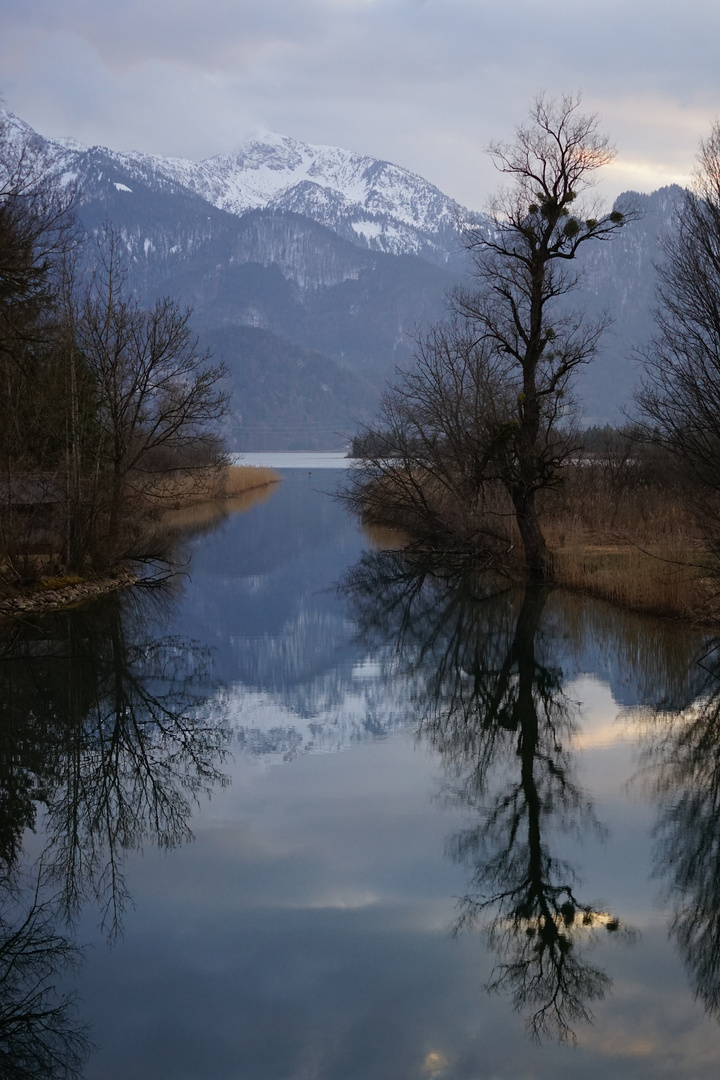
xmin=143 ymin=464 xmax=281 ymax=509
xmin=0 ymin=464 xmax=281 ymax=610
xmin=543 ymin=482 xmax=720 ymax=624
xmin=160 ymin=477 xmax=279 ymax=535
xmin=356 ymin=462 xmax=720 ymax=626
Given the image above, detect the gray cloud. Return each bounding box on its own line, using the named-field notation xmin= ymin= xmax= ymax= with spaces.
xmin=2 ymin=0 xmax=717 ymax=207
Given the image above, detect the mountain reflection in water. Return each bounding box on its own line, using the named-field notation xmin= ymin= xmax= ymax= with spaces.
xmin=3 ymin=472 xmax=720 ymax=1076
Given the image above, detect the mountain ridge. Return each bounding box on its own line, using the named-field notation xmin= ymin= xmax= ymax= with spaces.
xmin=1 ymin=110 xmax=686 ymax=442
xmin=1 ymin=111 xmax=470 ymax=264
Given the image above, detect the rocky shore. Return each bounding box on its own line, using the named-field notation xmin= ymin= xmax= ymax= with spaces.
xmin=0 ymin=567 xmax=138 ymax=618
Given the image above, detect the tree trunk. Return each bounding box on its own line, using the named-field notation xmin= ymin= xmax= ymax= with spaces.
xmin=511 ymin=487 xmax=552 ymax=579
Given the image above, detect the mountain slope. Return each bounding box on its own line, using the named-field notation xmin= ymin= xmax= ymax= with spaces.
xmin=1 ymin=111 xmax=685 ymax=437
xmin=1 ymin=111 xmax=455 ymax=447
xmin=573 ymin=185 xmax=683 ymax=422
xmin=201 ymin=324 xmax=379 ymax=451
xmin=3 ymin=112 xmax=468 ymax=265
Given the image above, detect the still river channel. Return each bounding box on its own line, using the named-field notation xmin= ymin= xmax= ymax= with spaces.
xmin=4 ymin=457 xmax=720 ymax=1078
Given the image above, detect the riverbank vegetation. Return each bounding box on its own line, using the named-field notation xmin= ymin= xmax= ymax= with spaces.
xmin=352 ymin=429 xmax=720 ymax=623
xmin=346 ymin=98 xmax=720 ymax=625
xmin=0 ymin=113 xmax=278 ymax=603
xmin=143 ymin=463 xmax=280 ymax=511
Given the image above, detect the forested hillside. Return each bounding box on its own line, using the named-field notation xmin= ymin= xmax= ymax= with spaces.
xmin=2 ymin=110 xmax=682 ymax=447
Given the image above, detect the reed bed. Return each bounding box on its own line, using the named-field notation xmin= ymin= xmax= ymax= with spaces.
xmin=357 ymin=459 xmax=720 ymax=625
xmin=143 ymin=464 xmax=281 ymax=509
xmin=0 ymin=465 xmax=281 ymax=598
xmin=160 ymin=483 xmax=278 ymax=534
xmin=542 ymin=471 xmax=720 ymax=624
xmin=550 ymin=538 xmax=711 ymax=621
xmin=222 ymin=465 xmax=281 ymax=497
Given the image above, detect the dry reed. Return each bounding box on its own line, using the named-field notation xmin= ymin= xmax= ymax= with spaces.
xmin=222 ymin=465 xmax=281 ymax=497
xmin=357 ymin=460 xmax=720 ymax=625
xmin=542 ymin=468 xmax=720 ymax=624
xmin=160 ymin=482 xmax=278 ymax=534
xmin=143 ymin=464 xmax=281 ymax=509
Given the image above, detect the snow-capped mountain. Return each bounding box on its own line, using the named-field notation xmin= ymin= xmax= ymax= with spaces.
xmin=0 ymin=110 xmax=683 ymax=440
xmin=2 ymin=111 xmax=467 ymax=263
xmin=116 ymin=130 xmax=467 ymax=261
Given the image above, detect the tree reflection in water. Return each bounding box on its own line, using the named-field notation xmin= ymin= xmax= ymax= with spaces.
xmin=0 ymin=868 xmax=88 ymax=1080
xmin=643 ymin=642 xmax=720 ymax=1020
xmin=0 ymin=589 xmax=231 ymax=1075
xmin=344 ymin=552 xmax=630 ymax=1043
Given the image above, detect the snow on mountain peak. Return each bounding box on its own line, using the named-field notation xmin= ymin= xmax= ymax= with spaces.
xmin=3 ymin=113 xmax=471 ymax=261
xmin=109 ymin=128 xmax=470 ymax=256
xmin=230 ymin=130 xmax=308 ymax=173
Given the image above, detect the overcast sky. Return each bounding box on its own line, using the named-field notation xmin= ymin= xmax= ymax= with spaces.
xmin=3 ymin=0 xmax=718 ymax=209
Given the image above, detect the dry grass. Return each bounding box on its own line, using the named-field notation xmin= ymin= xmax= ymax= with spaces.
xmin=143 ymin=464 xmax=281 ymax=509
xmin=550 ymin=540 xmax=714 ymax=621
xmin=542 ymin=473 xmax=720 ymax=624
xmin=356 ymin=461 xmax=720 ymax=625
xmin=222 ymin=465 xmax=281 ymax=497
xmin=161 ymin=483 xmax=278 ymax=534
xmin=359 ymin=469 xmax=515 ymax=557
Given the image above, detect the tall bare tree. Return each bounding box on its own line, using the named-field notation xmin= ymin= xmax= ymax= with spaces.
xmin=351 ymin=95 xmax=631 ymax=577
xmin=458 ymin=94 xmax=630 ymax=573
xmin=636 ymin=121 xmax=720 ymax=537
xmin=75 ymin=231 xmax=229 ymax=558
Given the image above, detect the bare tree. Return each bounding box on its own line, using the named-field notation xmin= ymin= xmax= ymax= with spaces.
xmin=0 ymin=112 xmax=83 ymax=583
xmin=0 ymin=122 xmax=229 ymax=583
xmin=636 ymin=121 xmax=720 ymax=535
xmin=75 ymin=231 xmax=229 ymax=558
xmin=458 ymin=94 xmax=635 ymax=573
xmin=346 ymin=316 xmax=519 ymax=562
xmin=351 ymin=95 xmax=631 ymax=577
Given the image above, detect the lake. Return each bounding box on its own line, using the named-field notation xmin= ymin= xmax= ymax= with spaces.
xmin=3 ymin=459 xmax=720 ymax=1078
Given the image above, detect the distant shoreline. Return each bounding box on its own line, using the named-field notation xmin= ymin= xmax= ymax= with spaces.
xmin=231 ymin=452 xmax=358 ymax=470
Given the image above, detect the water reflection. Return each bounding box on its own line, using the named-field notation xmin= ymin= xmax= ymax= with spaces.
xmin=642 ymin=642 xmax=720 ymax=1019
xmin=0 ymin=867 xmax=88 ymax=1080
xmin=0 ymin=590 xmax=231 ymax=1075
xmin=1 ymin=593 xmax=230 ymax=936
xmin=345 ymin=553 xmax=630 ymax=1042
xmin=6 ymin=475 xmax=720 ymax=1074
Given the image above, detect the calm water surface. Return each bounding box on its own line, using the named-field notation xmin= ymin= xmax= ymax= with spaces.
xmin=3 ymin=462 xmax=720 ymax=1078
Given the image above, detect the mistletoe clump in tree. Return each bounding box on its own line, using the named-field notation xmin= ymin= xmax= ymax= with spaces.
xmin=352 ymin=95 xmax=632 ymax=577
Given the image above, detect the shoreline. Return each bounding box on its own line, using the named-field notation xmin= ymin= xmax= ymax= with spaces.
xmin=355 ymin=470 xmax=720 ymax=628
xmin=0 ymin=466 xmax=282 ymax=618
xmin=5 ymin=461 xmax=717 ymax=627
xmin=360 ymin=510 xmax=720 ymax=628
xmin=0 ymin=567 xmax=138 ymax=618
